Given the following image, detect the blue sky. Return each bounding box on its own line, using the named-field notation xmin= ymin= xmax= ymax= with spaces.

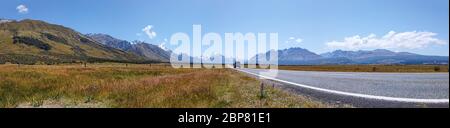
xmin=1 ymin=0 xmax=449 ymax=56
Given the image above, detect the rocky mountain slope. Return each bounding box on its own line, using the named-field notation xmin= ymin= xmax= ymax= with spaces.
xmin=86 ymin=34 xmax=170 ymax=62
xmin=0 ymin=19 xmax=149 ymax=64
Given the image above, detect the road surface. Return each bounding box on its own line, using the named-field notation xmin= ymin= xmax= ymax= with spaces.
xmin=237 ymin=68 xmax=449 ymax=107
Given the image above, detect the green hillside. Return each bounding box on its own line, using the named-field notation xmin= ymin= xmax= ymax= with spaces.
xmin=0 ymin=19 xmax=150 ymax=64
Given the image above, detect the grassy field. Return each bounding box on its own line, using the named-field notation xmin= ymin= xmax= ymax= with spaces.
xmin=277 ymin=65 xmax=449 ymax=72
xmin=0 ymin=63 xmax=337 ymax=108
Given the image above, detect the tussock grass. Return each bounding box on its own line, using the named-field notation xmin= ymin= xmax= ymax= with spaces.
xmin=0 ymin=64 xmax=333 ymax=108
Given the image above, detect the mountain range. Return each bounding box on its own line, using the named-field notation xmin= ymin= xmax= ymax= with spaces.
xmin=0 ymin=19 xmax=169 ymax=64
xmin=256 ymin=48 xmax=448 ymax=65
xmin=0 ymin=19 xmax=448 ymax=65
xmin=86 ymin=33 xmax=170 ymax=62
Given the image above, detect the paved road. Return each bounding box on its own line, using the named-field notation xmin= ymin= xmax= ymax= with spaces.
xmin=237 ymin=68 xmax=449 ymax=107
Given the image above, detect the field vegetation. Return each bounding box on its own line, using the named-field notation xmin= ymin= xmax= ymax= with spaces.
xmin=0 ymin=63 xmax=335 ymax=108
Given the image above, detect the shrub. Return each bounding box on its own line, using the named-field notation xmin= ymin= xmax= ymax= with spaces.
xmin=42 ymin=33 xmax=67 ymax=44
xmin=13 ymin=36 xmax=52 ymax=51
xmin=434 ymin=66 xmax=441 ymax=72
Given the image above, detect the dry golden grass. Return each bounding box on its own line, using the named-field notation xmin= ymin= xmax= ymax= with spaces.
xmin=278 ymin=65 xmax=448 ymax=72
xmin=0 ymin=64 xmax=334 ymax=108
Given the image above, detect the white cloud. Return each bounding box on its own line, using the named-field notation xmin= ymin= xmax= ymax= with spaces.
xmin=158 ymin=38 xmax=169 ymax=51
xmin=158 ymin=42 xmax=167 ymax=51
xmin=286 ymin=37 xmax=303 ymax=43
xmin=16 ymin=4 xmax=28 ymax=14
xmin=142 ymin=25 xmax=156 ymax=39
xmin=326 ymin=31 xmax=447 ymax=50
xmin=282 ymin=37 xmax=303 ymax=49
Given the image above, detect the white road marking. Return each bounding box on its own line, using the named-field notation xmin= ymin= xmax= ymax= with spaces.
xmin=237 ymin=69 xmax=449 ymax=104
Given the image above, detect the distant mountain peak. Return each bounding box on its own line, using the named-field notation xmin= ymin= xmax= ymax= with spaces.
xmin=0 ymin=18 xmax=15 ymax=24
xmin=87 ymin=34 xmax=170 ymax=62
xmin=316 ymin=49 xmax=447 ymax=65
xmin=131 ymin=40 xmax=146 ymax=44
xmin=86 ymin=33 xmax=132 ymax=50
xmin=256 ymin=48 xmax=448 ymax=65
xmin=321 ymin=49 xmax=415 ymax=59
xmin=373 ymin=49 xmax=391 ymax=52
xmin=86 ymin=33 xmax=114 ymax=39
xmin=282 ymin=47 xmax=307 ymax=51
xmin=251 ymin=47 xmax=321 ymax=64
xmin=158 ymin=42 xmax=168 ymax=51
